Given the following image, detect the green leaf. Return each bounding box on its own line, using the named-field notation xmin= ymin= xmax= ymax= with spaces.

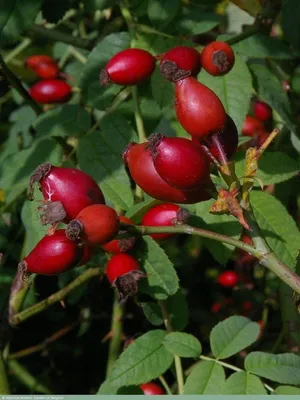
xmin=282 ymin=0 xmax=300 ymax=50
xmin=275 ymin=385 xmax=300 ymax=395
xmin=151 ymin=67 xmax=174 ymax=110
xmin=0 ymin=138 xmax=63 ymax=205
xmin=195 ymin=200 xmax=242 ymax=265
xmin=245 ymin=352 xmax=300 ymax=385
xmin=34 ymin=105 xmax=91 ymax=138
xmin=125 ymin=198 xmax=161 ymax=223
xmin=222 ymin=371 xmax=267 ymax=394
xmin=250 ymin=191 xmax=300 ymax=268
xmin=141 ymin=302 xmax=163 ymax=326
xmin=137 ymin=236 xmax=179 ymax=300
xmin=250 ymin=64 xmax=297 ymax=135
xmin=0 ymin=0 xmax=42 ymax=43
xmin=80 ymin=32 xmax=130 ymax=108
xmin=107 ymin=330 xmax=173 ymax=388
xmin=198 ymin=54 xmax=252 ymax=133
xmin=210 ymin=316 xmax=260 ymax=360
xmin=77 ymin=114 xmax=137 ymax=210
xmin=163 ymin=332 xmax=202 ymax=358
xmin=147 ymin=0 xmax=180 ymax=28
xmin=177 ymin=9 xmax=222 ymax=35
xmin=9 ymin=105 xmax=36 ymax=143
xmin=234 ymin=152 xmax=298 ymax=185
xmin=184 ymin=361 xmax=225 ymax=394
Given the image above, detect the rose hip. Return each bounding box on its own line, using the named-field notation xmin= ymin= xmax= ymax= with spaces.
xmin=160 ymin=46 xmax=201 ymax=81
xmin=201 ymin=41 xmax=235 ymax=76
xmin=29 ymin=79 xmax=72 ymax=104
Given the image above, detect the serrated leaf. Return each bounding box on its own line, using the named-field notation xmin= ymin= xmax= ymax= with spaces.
xmin=163 ymin=332 xmax=201 ymax=358
xmin=250 ymin=64 xmax=297 ymax=136
xmin=222 ymin=371 xmax=267 ymax=394
xmin=195 ymin=200 xmax=242 ymax=265
xmin=184 ymin=361 xmax=225 ymax=394
xmin=250 ymin=191 xmax=300 ymax=268
xmin=235 ymin=151 xmax=298 ymax=185
xmin=0 ymin=0 xmax=42 ymax=43
xmin=275 ymin=385 xmax=300 ymax=395
xmin=107 ymin=330 xmax=173 ymax=388
xmin=245 ymin=352 xmax=300 ymax=385
xmin=151 ymin=67 xmax=174 ymax=110
xmin=198 ymin=54 xmax=252 ymax=133
xmin=77 ymin=114 xmax=137 ymax=210
xmin=0 ymin=138 xmax=63 ymax=205
xmin=137 ymin=236 xmax=179 ymax=299
xmin=147 ymin=0 xmax=180 ymax=28
xmin=34 ymin=105 xmax=91 ymax=138
xmin=126 ymin=198 xmax=161 ymax=223
xmin=80 ymin=32 xmax=130 ymax=108
xmin=210 ymin=316 xmax=260 ymax=359
xmin=282 ymin=0 xmax=300 ymax=50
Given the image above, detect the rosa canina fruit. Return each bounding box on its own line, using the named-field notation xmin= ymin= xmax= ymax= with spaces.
xmin=100 ymin=48 xmax=156 ymax=86
xmin=200 ymin=41 xmax=235 ymax=76
xmin=123 ymin=142 xmax=212 ymax=204
xmin=253 ymin=100 xmax=272 ymax=121
xmin=242 ymin=115 xmax=264 ymax=137
xmin=160 ymin=45 xmax=201 ymax=81
xmin=140 ymin=382 xmax=165 ymax=395
xmin=106 ymin=253 xmax=146 ymax=301
xmin=25 ymin=55 xmax=59 ymax=79
xmin=102 ymin=215 xmax=136 ymax=254
xmin=147 ymin=133 xmax=210 ymax=191
xmin=217 ymin=270 xmax=239 ymax=288
xmin=66 ymin=204 xmax=120 ymax=246
xmin=175 ymin=76 xmax=227 ymax=139
xmin=30 ymin=163 xmax=105 ymax=224
xmin=142 ymin=203 xmax=189 ymax=241
xmin=29 ymin=79 xmax=72 ymax=104
xmin=20 ymin=229 xmax=83 ymax=275
xmin=26 ymin=55 xmax=57 ymax=69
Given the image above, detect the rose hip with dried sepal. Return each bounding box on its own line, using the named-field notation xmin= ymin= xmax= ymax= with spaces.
xmin=106 ymin=254 xmax=146 ymax=301
xmin=29 ymin=163 xmax=105 ymax=225
xmin=142 ymin=203 xmax=189 ymax=241
xmin=201 ymin=41 xmax=235 ymax=76
xmin=102 ymin=216 xmax=136 ymax=254
xmin=160 ymin=46 xmax=201 ymax=82
xmin=100 ymin=48 xmax=156 ymax=86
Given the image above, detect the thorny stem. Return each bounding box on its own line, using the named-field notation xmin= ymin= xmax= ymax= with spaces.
xmin=159 ymin=301 xmax=184 ymax=395
xmin=105 ymin=292 xmax=124 ymax=378
xmin=0 ymin=55 xmax=42 ymax=115
xmin=10 ymin=268 xmax=103 ymax=326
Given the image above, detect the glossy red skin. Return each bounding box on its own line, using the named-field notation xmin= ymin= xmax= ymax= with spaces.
xmin=242 ymin=116 xmax=264 ymax=137
xmin=103 ymin=49 xmax=156 ymax=85
xmin=75 ymin=204 xmax=120 ymax=246
xmin=175 ymin=77 xmax=227 ymax=139
xmin=217 ymin=270 xmax=239 ymax=288
xmin=142 ymin=203 xmax=180 ymax=241
xmin=106 ymin=253 xmax=140 ymax=283
xmin=150 ymin=136 xmax=210 ymax=191
xmin=125 ymin=143 xmax=211 ymax=204
xmin=198 ymin=115 xmax=238 ymax=162
xmin=33 ymin=62 xmax=59 ymax=79
xmin=201 ymin=41 xmax=235 ymax=76
xmin=24 ymin=230 xmax=82 ymax=275
xmin=29 ymin=79 xmax=72 ymax=104
xmin=26 ymin=55 xmax=56 ymax=68
xmin=161 ymin=46 xmax=201 ymax=76
xmin=40 ymin=166 xmax=105 ymax=222
xmin=102 ymin=216 xmax=136 ymax=254
xmin=254 ymin=101 xmax=272 ymax=121
xmin=140 ymin=383 xmax=165 ymax=395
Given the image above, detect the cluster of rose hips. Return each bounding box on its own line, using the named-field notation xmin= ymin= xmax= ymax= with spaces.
xmin=25 ymin=55 xmax=72 ymax=104
xmin=241 ymin=100 xmax=272 ymax=147
xmin=100 ymin=42 xmax=236 ymax=203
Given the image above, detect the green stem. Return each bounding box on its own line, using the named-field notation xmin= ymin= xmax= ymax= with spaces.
xmin=8 ymin=359 xmax=52 ymax=394
xmin=158 ymin=375 xmax=172 ymax=395
xmin=29 ymin=25 xmax=92 ymax=49
xmin=226 ymin=24 xmax=260 ymax=45
xmin=0 ymin=55 xmax=42 ymax=115
xmin=0 ymin=354 xmax=10 ymax=394
xmin=159 ymin=300 xmax=184 ymax=395
xmin=105 ymin=292 xmax=124 ymax=378
xmin=135 ymin=23 xmax=175 ymax=39
xmin=132 ymin=86 xmax=147 ymax=143
xmin=11 ymin=267 xmax=103 ymax=326
xmin=4 ymin=38 xmax=32 ymax=63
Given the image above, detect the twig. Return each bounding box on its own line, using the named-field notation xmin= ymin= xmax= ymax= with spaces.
xmin=0 ymin=354 xmax=10 ymax=394
xmin=158 ymin=375 xmax=172 ymax=395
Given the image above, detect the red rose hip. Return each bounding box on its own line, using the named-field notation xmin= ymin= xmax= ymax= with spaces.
xmin=201 ymin=41 xmax=235 ymax=76
xmin=102 ymin=215 xmax=136 ymax=254
xmin=21 ymin=229 xmax=82 ymax=275
xmin=242 ymin=116 xmax=264 ymax=137
xmin=217 ymin=270 xmax=239 ymax=288
xmin=106 ymin=254 xmax=146 ymax=301
xmin=142 ymin=203 xmax=189 ymax=241
xmin=29 ymin=79 xmax=72 ymax=104
xmin=140 ymin=382 xmax=165 ymax=395
xmin=100 ymin=48 xmax=156 ymax=86
xmin=160 ymin=46 xmax=201 ymax=81
xmin=30 ymin=163 xmax=105 ymax=224
xmin=175 ymin=77 xmax=227 ymax=139
xmin=26 ymin=55 xmax=56 ymax=69
xmin=147 ymin=133 xmax=210 ymax=191
xmin=26 ymin=55 xmax=59 ymax=79
xmin=66 ymin=204 xmax=120 ymax=246
xmin=253 ymin=100 xmax=272 ymax=121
